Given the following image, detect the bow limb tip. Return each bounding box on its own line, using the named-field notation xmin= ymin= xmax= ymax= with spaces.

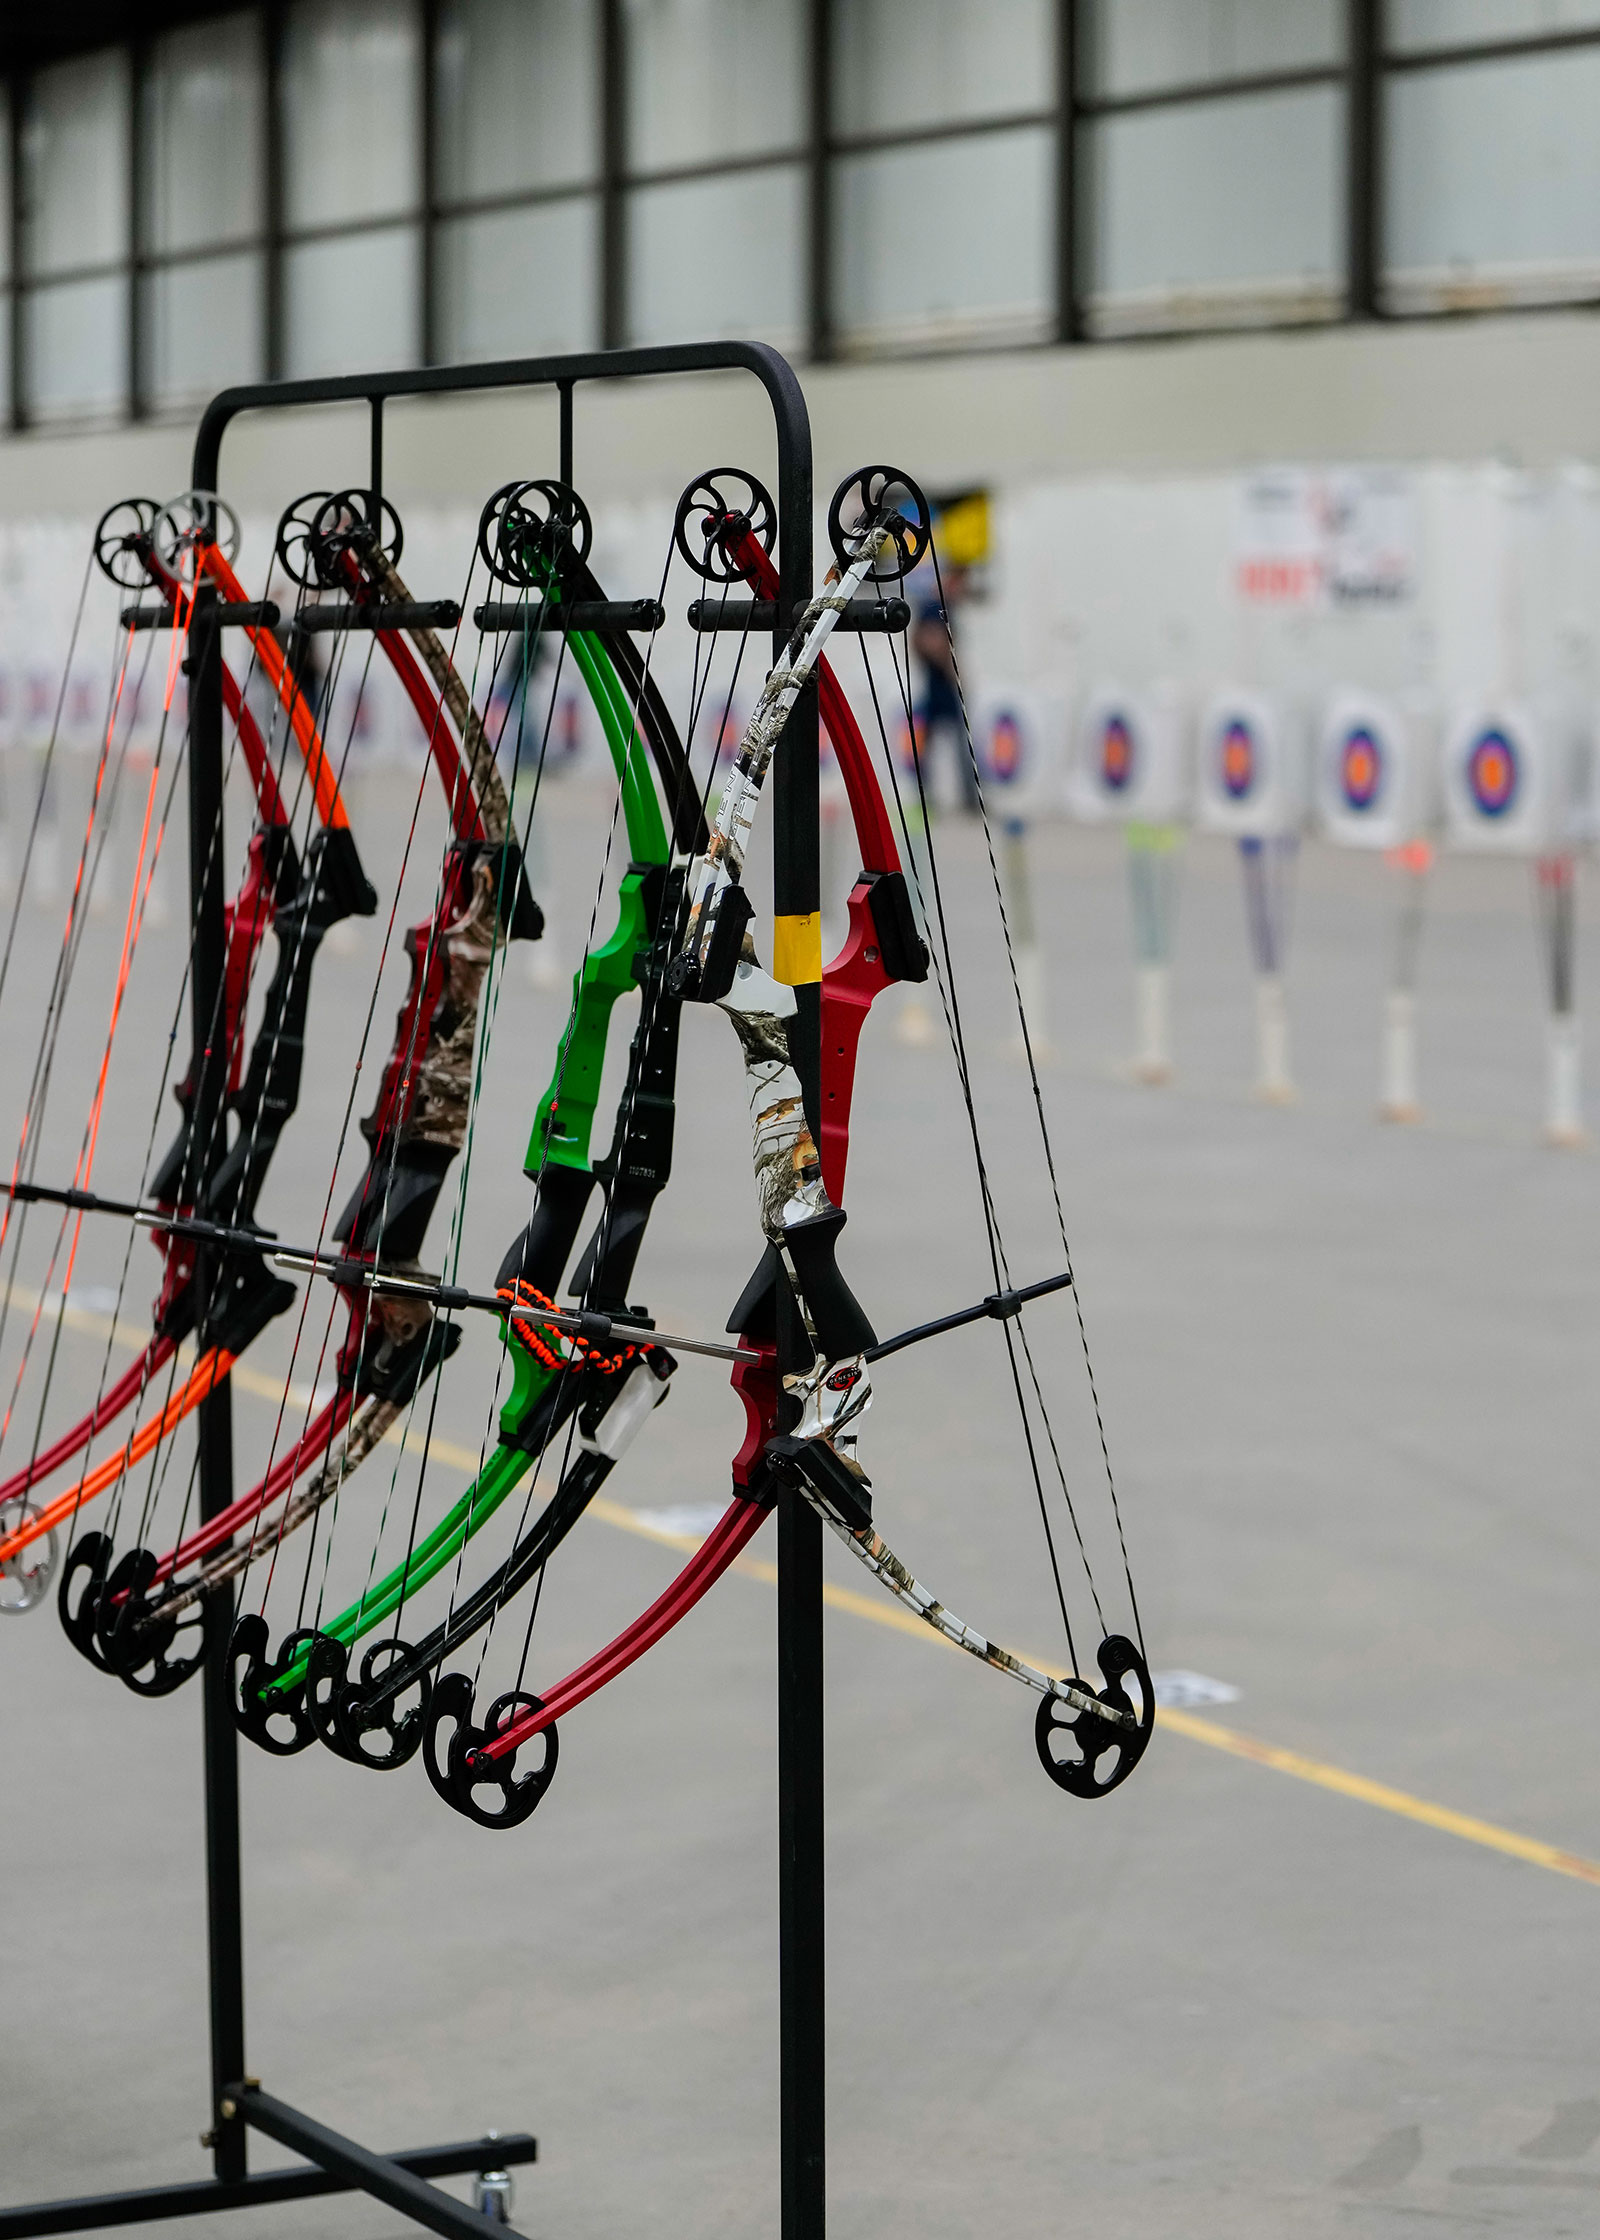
xmin=1034 ymin=1635 xmax=1154 ymax=1800
xmin=96 ymin=1545 xmax=214 ymax=1697
xmin=424 ymin=1674 xmax=558 ymax=1830
xmin=312 ymin=1631 xmax=432 ymax=1772
xmin=228 ymin=1616 xmax=322 ymax=1756
xmin=56 ymin=1532 xmax=117 ymax=1666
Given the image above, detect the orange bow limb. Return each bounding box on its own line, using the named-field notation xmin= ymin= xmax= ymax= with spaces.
xmin=0 ymin=1346 xmax=233 ymax=1564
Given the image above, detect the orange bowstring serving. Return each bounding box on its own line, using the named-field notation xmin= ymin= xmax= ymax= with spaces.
xmin=0 ymin=584 xmax=193 ymax=1458
xmin=0 ymin=1345 xmax=231 ymax=1563
xmin=0 ymin=608 xmax=147 ymax=1270
xmin=496 ymin=1278 xmax=641 ymax=1379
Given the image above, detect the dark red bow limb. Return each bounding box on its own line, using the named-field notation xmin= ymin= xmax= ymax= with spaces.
xmin=474 ymin=1492 xmax=772 ymax=1760
xmin=375 ymin=626 xmax=485 ymax=845
xmin=146 ymin=1388 xmax=354 ymax=1588
xmin=220 ymin=664 xmax=290 ymax=833
xmin=0 ymin=1334 xmax=178 ymax=1506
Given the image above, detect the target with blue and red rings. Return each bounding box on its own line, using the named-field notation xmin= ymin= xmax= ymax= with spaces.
xmin=988 ymin=710 xmax=1024 ymax=784
xmin=1219 ymin=717 xmax=1257 ymax=800
xmin=1099 ymin=711 xmax=1135 ymax=793
xmin=1466 ymin=727 xmax=1518 ymax=818
xmin=1339 ymin=725 xmax=1383 ymax=811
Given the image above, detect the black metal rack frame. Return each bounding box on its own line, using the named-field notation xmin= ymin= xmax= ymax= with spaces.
xmin=1 ymin=340 xmax=826 ymax=2240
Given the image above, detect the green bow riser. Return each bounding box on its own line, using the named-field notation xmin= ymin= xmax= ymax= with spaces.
xmin=266 ymin=621 xmax=670 ymax=1693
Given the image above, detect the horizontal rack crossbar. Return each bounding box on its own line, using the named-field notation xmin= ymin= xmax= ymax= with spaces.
xmin=0 ymin=2127 xmax=538 ymax=2239
xmin=473 ymin=598 xmax=666 ymax=634
xmin=121 ymin=602 xmax=280 ymax=631
xmin=299 ymin=600 xmax=462 ymax=633
xmin=687 ymin=596 xmax=909 ymax=633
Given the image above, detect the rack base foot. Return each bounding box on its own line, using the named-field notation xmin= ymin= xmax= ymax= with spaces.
xmin=0 ymin=2101 xmax=537 ymax=2240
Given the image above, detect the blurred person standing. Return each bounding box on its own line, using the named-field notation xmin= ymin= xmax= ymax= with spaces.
xmin=911 ymin=567 xmax=980 ymax=813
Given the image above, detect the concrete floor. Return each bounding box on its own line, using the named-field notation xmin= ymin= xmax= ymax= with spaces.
xmin=3 ymin=771 xmax=1598 ymax=2239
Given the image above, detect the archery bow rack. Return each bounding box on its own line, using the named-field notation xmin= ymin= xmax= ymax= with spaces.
xmin=1 ymin=340 xmax=828 ymax=2240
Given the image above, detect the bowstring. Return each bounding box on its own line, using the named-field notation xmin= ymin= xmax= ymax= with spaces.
xmin=491 ymin=530 xmax=756 ymax=1703
xmin=863 ymin=542 xmax=1140 ymax=1660
xmin=480 ymin=525 xmax=698 ymax=1700
xmin=115 ymin=564 xmax=355 ymax=1571
xmin=251 ymin=524 xmax=509 ymax=1626
xmin=86 ymin=547 xmax=349 ymax=1565
xmin=0 ymin=609 xmax=151 ymax=1400
xmin=0 ymin=540 xmax=98 ymax=1035
xmin=316 ymin=546 xmax=543 ymax=1640
xmin=855 ymin=603 xmax=1096 ymax=1666
xmin=10 ymin=594 xmax=194 ymax=1550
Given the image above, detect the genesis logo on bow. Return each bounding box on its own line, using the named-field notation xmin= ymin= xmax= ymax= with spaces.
xmin=1467 ymin=727 xmax=1518 ymax=818
xmin=1340 ymin=725 xmax=1382 ymax=811
xmin=1219 ymin=717 xmax=1257 ymax=801
xmin=1099 ymin=712 xmax=1135 ymax=793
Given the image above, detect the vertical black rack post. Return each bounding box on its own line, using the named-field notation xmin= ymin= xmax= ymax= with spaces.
xmin=1 ymin=341 xmax=824 ymax=2240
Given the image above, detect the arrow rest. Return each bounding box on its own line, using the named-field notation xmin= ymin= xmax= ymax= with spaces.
xmin=672 ymin=467 xmax=776 ymax=584
xmin=477 ymin=477 xmax=592 ymax=590
xmin=826 ymin=464 xmax=932 ymax=583
xmin=1034 ymin=1635 xmax=1154 ymax=1798
xmin=423 ymin=1673 xmax=558 ymax=1829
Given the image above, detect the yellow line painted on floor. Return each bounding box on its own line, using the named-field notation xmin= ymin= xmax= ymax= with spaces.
xmin=583 ymin=1496 xmax=1600 ymax=1889
xmin=17 ymin=1281 xmax=1600 ymax=1888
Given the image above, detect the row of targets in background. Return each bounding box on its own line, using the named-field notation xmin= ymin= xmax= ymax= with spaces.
xmin=965 ymin=680 xmax=1591 ymax=1145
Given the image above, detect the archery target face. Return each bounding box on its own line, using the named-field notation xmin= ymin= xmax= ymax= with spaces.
xmin=1218 ymin=717 xmax=1258 ymax=800
xmin=1339 ymin=724 xmax=1383 ymax=811
xmin=1317 ymin=692 xmax=1436 ymax=849
xmin=988 ymin=709 xmax=1024 ymax=783
xmin=1442 ymin=700 xmax=1573 ymax=853
xmin=1098 ymin=710 xmax=1135 ymax=793
xmin=974 ymin=688 xmax=1064 ymax=814
xmin=1196 ymin=690 xmax=1304 ymax=836
xmin=1466 ymin=726 xmax=1519 ymax=818
xmin=1071 ymin=686 xmax=1192 ymax=823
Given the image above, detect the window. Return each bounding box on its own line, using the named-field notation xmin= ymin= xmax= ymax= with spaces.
xmin=629 ymin=166 xmax=804 ymax=347
xmin=433 ymin=0 xmax=600 ymax=362
xmin=834 ymin=130 xmax=1053 ymax=353
xmin=13 ymin=0 xmax=1600 ymax=428
xmin=1385 ymin=45 xmax=1600 ymax=314
xmin=282 ymin=0 xmax=420 ymax=231
xmin=1388 ymin=0 xmax=1600 ymax=53
xmin=833 ymin=0 xmax=1052 ymax=135
xmin=144 ymin=17 xmax=262 ymax=254
xmin=1087 ymin=87 xmax=1343 ymax=334
xmin=626 ymin=0 xmax=804 ymax=171
xmin=621 ymin=0 xmax=804 ymax=351
xmin=280 ymin=0 xmax=421 ymax=376
xmin=1084 ymin=0 xmax=1343 ymax=98
xmin=140 ymin=18 xmax=264 ymax=408
xmin=1078 ymin=0 xmax=1345 ymax=337
xmin=286 ymin=228 xmax=420 ymax=379
xmin=439 ymin=202 xmax=598 ymax=360
xmin=20 ymin=52 xmax=129 ymax=421
xmin=436 ymin=0 xmax=598 ymax=201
